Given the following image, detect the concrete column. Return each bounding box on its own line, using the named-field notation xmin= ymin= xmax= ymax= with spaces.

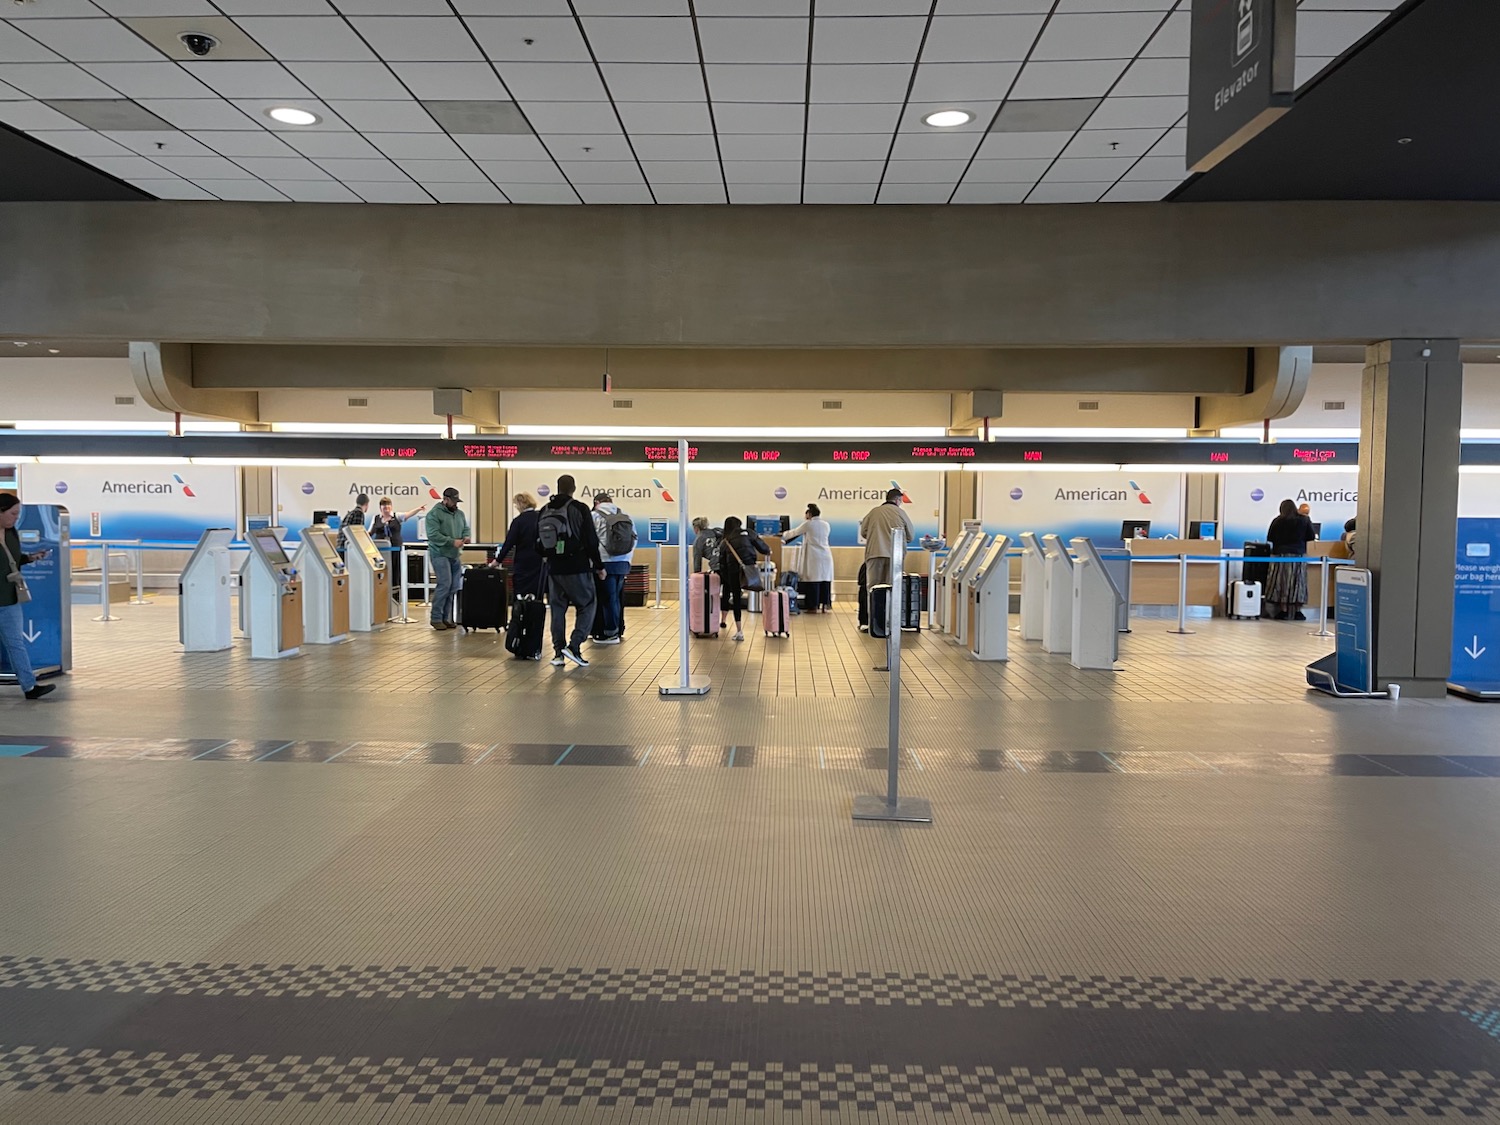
xmin=1357 ymin=339 xmax=1462 ymax=697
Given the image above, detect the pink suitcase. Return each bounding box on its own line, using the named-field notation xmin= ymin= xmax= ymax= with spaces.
xmin=690 ymin=572 xmax=721 ymax=637
xmin=763 ymin=587 xmax=792 ymax=637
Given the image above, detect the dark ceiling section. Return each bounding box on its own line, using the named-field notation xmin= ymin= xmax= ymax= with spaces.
xmin=0 ymin=124 xmax=152 ymax=203
xmin=1176 ymin=0 xmax=1500 ymax=203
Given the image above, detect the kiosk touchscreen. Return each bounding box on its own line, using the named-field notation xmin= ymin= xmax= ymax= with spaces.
xmin=1070 ymin=537 xmax=1124 ymax=671
xmin=179 ymin=527 xmax=235 ymax=652
xmin=1040 ymin=533 xmax=1074 ymax=655
xmin=935 ymin=522 xmax=981 ymax=634
xmin=968 ymin=534 xmax=1011 ymax=662
xmin=245 ymin=528 xmax=301 ymax=660
xmin=296 ymin=527 xmax=350 ymax=645
xmin=945 ymin=531 xmax=989 ymax=643
xmin=343 ymin=523 xmax=389 ymax=632
xmin=1017 ymin=532 xmax=1047 ymax=642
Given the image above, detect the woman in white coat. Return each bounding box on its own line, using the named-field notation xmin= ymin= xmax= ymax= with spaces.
xmin=782 ymin=502 xmax=835 ymax=613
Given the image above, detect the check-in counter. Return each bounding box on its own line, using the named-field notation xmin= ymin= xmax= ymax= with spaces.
xmin=1128 ymin=539 xmax=1223 ymax=613
xmin=1306 ymin=540 xmax=1355 ymax=607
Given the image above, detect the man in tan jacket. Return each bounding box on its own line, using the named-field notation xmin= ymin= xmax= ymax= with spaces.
xmin=859 ymin=487 xmax=916 ymax=591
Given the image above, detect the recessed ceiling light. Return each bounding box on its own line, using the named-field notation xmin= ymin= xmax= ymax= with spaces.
xmin=11 ymin=341 xmax=26 ymax=347
xmin=267 ymin=107 xmax=319 ymax=126
xmin=48 ymin=349 xmax=60 ymax=354
xmin=1397 ymin=137 xmax=1412 ymax=144
xmin=923 ymin=109 xmax=973 ymax=128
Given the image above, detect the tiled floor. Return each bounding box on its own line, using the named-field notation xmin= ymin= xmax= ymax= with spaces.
xmin=3 ymin=596 xmax=1499 ymax=1122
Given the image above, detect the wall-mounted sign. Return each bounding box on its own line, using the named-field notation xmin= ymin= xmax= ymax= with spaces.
xmin=1188 ymin=0 xmax=1297 ymax=173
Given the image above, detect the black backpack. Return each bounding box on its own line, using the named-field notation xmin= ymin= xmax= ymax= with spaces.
xmin=537 ymin=502 xmax=581 ymax=557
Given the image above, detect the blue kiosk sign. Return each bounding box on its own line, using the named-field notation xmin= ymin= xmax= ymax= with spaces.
xmin=1449 ymin=518 xmax=1500 ymax=699
xmin=0 ymin=504 xmax=72 ymax=683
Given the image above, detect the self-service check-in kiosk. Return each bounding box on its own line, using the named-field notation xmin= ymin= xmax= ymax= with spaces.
xmin=954 ymin=533 xmax=996 ymax=649
xmin=1041 ymin=533 xmax=1074 ymax=655
xmin=946 ymin=532 xmax=989 ymax=644
xmin=295 ymin=526 xmax=350 ymax=645
xmin=343 ymin=523 xmax=389 ymax=632
xmin=934 ymin=521 xmax=982 ymax=634
xmin=179 ymin=528 xmax=235 ymax=652
xmin=1018 ymin=532 xmax=1047 ymax=642
xmin=1070 ymin=537 xmax=1124 ymax=671
xmin=968 ymin=534 xmax=1011 ymax=662
xmin=245 ymin=528 xmax=302 ymax=660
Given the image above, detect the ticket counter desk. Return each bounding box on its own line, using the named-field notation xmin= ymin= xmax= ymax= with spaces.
xmin=294 ymin=527 xmax=350 ymax=645
xmin=946 ymin=532 xmax=989 ymax=644
xmin=1041 ymin=534 xmax=1073 ymax=654
xmin=179 ymin=527 xmax=235 ymax=652
xmin=1306 ymin=540 xmax=1355 ymax=608
xmin=245 ymin=528 xmax=302 ymax=660
xmin=343 ymin=524 xmax=389 ymax=632
xmin=935 ymin=522 xmax=982 ymax=634
xmin=1128 ymin=539 xmax=1223 ymax=614
xmin=967 ymin=534 xmax=1010 ymax=662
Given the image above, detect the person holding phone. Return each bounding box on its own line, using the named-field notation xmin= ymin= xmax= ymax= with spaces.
xmin=0 ymin=494 xmax=54 ymax=699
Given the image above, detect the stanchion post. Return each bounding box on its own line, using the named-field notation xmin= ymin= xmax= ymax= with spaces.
xmin=1310 ymin=555 xmax=1334 ymax=638
xmin=853 ymin=533 xmax=931 ymax=824
xmin=653 ymin=542 xmax=663 ymax=609
xmin=129 ymin=541 xmax=149 ymax=605
xmin=92 ymin=542 xmax=117 ymax=622
xmin=1167 ymin=552 xmax=1194 ymax=635
xmin=660 ymin=440 xmax=710 ymax=696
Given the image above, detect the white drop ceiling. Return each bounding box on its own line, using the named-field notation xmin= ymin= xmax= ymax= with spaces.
xmin=0 ymin=0 xmax=1401 ymax=205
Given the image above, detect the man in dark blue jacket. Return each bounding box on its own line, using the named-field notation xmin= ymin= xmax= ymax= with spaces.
xmin=536 ymin=475 xmax=603 ymax=667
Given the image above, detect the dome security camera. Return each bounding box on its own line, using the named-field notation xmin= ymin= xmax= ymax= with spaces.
xmin=178 ymin=32 xmax=218 ymax=57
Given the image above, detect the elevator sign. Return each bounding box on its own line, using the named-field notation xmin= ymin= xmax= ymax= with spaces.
xmin=1188 ymin=0 xmax=1297 ymax=172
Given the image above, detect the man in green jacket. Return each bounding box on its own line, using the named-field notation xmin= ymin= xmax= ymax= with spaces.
xmin=425 ymin=487 xmax=470 ymax=630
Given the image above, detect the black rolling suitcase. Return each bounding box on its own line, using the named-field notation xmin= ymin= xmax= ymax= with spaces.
xmin=505 ymin=596 xmax=546 ymax=659
xmin=1242 ymin=541 xmax=1271 ymax=588
xmin=900 ymin=574 xmax=923 ymax=632
xmin=870 ymin=584 xmax=892 ymax=639
xmin=459 ymin=566 xmax=507 ymax=632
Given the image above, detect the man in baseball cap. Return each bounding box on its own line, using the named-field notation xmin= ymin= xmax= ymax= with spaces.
xmin=424 ymin=487 xmax=470 ymax=629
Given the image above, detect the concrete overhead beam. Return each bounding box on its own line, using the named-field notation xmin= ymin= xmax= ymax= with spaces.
xmin=1196 ymin=346 xmax=1312 ymax=430
xmin=129 ymin=341 xmax=258 ymax=423
xmin=5 ymin=201 xmax=1500 ymax=348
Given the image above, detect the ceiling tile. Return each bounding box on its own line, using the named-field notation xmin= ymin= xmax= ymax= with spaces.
xmin=372 ymin=131 xmax=466 ymax=159
xmin=352 ymin=181 xmax=434 ymax=202
xmin=1123 ymin=153 xmax=1186 ymax=181
xmin=807 ymin=101 xmax=898 ymax=132
xmin=352 ymin=17 xmax=483 ymax=61
xmin=74 ymin=153 xmax=165 ymax=177
xmin=1100 ymin=179 xmax=1174 ymax=202
xmin=1060 ymin=125 xmax=1160 ymax=159
xmin=423 ymin=98 xmax=530 ymax=133
xmin=580 ymin=16 xmax=699 ymax=63
xmin=1043 ymin=155 xmax=1132 ymax=181
xmin=1295 ymin=56 xmax=1334 ymax=88
xmin=630 ymin=132 xmax=716 ymax=159
xmin=313 ymin=156 xmax=409 ymax=178
xmin=266 ymin=177 xmax=360 ymax=199
xmin=705 ymin=63 xmax=805 ymax=103
xmin=235 ymin=17 xmax=376 ymax=61
xmin=600 ymin=62 xmax=704 ymax=101
xmin=4 ymin=0 xmax=109 ymax=17
xmin=178 ymin=61 xmax=311 ymax=98
xmin=122 ymin=15 xmax=273 ymax=60
xmin=1025 ymin=180 xmax=1108 ymax=203
xmin=921 ymin=16 xmax=1045 ymax=63
xmin=0 ymin=100 xmax=88 ymax=130
xmin=18 ymin=14 xmax=167 ymax=54
xmin=218 ymin=0 xmax=337 ymax=14
xmin=1055 ymin=0 xmax=1175 ymax=11
xmin=1083 ymin=93 xmax=1183 ymax=130
xmin=723 ymin=158 xmax=800 ymax=183
xmin=0 ymin=63 xmax=122 ymax=99
xmin=1111 ymin=56 xmax=1186 ymax=97
xmin=888 ymin=132 xmax=977 ymax=160
xmin=573 ymin=0 xmax=686 ymax=13
xmin=1149 ymin=126 xmax=1184 ymax=156
xmin=475 ymin=159 xmax=566 ymax=182
xmin=963 ymin=156 xmax=1052 ymax=181
xmin=325 ymin=99 xmax=439 ymax=131
xmin=809 ymin=63 xmax=910 ymax=102
xmin=1030 ymin=12 xmax=1163 ymax=61
xmin=466 ymin=17 xmax=590 ymax=62
xmin=493 ymin=61 xmax=607 ymax=101
xmin=640 ymin=159 xmax=721 ymax=184
xmin=938 ymin=0 xmax=1052 ymax=13
xmin=884 ymin=158 xmax=969 ymax=181
xmin=1011 ymin=59 xmax=1127 ymax=99
xmin=83 ymin=62 xmax=216 ymax=100
xmin=281 ymin=129 xmax=383 ymax=155
xmin=726 ymin=182 xmax=798 ymax=203
xmin=900 ymin=98 xmax=998 ymax=132
xmin=804 ymin=132 xmax=887 ymax=159
xmin=803 ymin=183 xmax=876 ymax=203
xmin=989 ymin=96 xmax=1096 ymax=132
xmin=452 ymin=132 xmax=550 ymax=159
xmin=0 ymin=80 xmax=26 ymax=99
xmin=805 ymin=160 xmax=885 ymax=183
xmin=1140 ymin=11 xmax=1187 ymax=58
xmin=189 ymin=129 xmax=298 ymax=156
xmin=44 ymin=98 xmax=172 ymax=129
xmin=152 ymin=153 xmax=256 ymax=177
xmin=651 ymin=183 xmax=727 ymax=203
xmin=576 ymin=183 xmax=654 ymax=203
xmin=952 ymin=181 xmax=1030 ymax=203
xmin=973 ymin=128 xmax=1071 ymax=158
xmin=717 ymin=133 xmax=801 ymax=161
xmin=615 ymin=100 xmax=711 ymax=134
xmin=331 ymin=0 xmax=452 ymax=15
xmin=387 ymin=61 xmax=506 ymax=99
xmin=519 ymin=100 xmax=617 ymax=132
xmin=712 ymin=101 xmax=802 ymax=132
xmin=128 ymin=177 xmax=216 ymax=198
xmin=233 ymin=154 xmax=332 ymax=178
xmin=425 ymin=180 xmax=507 ymax=201
xmin=287 ymin=61 xmax=408 ymax=99
xmin=496 ymin=181 xmax=578 ymax=202
xmin=1298 ymin=10 xmax=1385 ymax=56
xmin=394 ymin=157 xmax=487 ymax=181
xmin=548 ymin=133 xmax=636 ymax=160
xmin=557 ymin=158 xmax=642 ymax=183
xmin=29 ymin=129 xmax=133 ymax=156
xmin=103 ymin=127 xmax=216 ymax=155
xmin=695 ymin=0 xmax=806 ymax=11
xmin=0 ymin=25 xmax=63 ymax=65
xmin=878 ymin=182 xmax=953 ymax=202
xmin=137 ymin=98 xmax=260 ymax=128
xmin=817 ymin=0 xmax=927 ymax=12
xmin=93 ymin=0 xmax=220 ymax=15
xmin=812 ymin=16 xmax=925 ymax=63
xmin=193 ymin=177 xmax=289 ymax=199
xmin=698 ymin=17 xmax=807 ymax=64
xmin=909 ymin=61 xmax=1018 ymax=101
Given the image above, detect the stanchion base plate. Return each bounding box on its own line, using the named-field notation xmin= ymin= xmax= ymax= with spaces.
xmin=852 ymin=795 xmax=933 ymax=824
xmin=659 ymin=675 xmax=712 ymax=697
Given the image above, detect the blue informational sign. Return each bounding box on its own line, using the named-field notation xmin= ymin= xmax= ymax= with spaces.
xmin=648 ymin=518 xmax=670 ymax=545
xmin=1451 ymin=518 xmax=1500 ymax=690
xmin=1334 ymin=568 xmax=1373 ymax=693
xmin=0 ymin=504 xmax=70 ymax=680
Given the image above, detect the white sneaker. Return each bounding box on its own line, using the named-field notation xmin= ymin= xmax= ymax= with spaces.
xmin=858 ymin=625 xmax=869 ymax=633
xmin=593 ymin=635 xmax=622 ymax=645
xmin=550 ymin=652 xmax=566 ymax=667
xmin=733 ymin=630 xmax=744 ymax=643
xmin=563 ymin=647 xmax=590 ymax=667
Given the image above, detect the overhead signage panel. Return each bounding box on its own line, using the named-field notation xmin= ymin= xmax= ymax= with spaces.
xmin=1187 ymin=0 xmax=1297 ymax=173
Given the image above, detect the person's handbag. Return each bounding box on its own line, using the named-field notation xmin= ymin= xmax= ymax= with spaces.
xmin=739 ymin=550 xmax=763 ymax=592
xmin=1 ymin=538 xmax=31 ymax=604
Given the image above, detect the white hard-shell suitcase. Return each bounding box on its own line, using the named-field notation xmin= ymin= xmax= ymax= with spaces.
xmin=1230 ymin=580 xmax=1262 ymax=620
